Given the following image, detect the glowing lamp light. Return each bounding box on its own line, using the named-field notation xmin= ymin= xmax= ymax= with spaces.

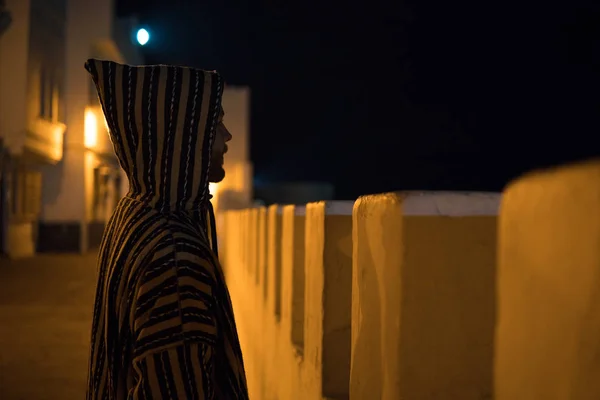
xmin=84 ymin=108 xmax=98 ymax=149
xmin=136 ymin=28 xmax=150 ymax=46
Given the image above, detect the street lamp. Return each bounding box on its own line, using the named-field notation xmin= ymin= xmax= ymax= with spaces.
xmin=136 ymin=28 xmax=150 ymax=46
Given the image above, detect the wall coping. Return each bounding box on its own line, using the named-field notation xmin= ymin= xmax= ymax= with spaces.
xmin=356 ymin=191 xmax=501 ymax=216
xmin=401 ymin=191 xmax=500 ymax=216
xmin=241 ymin=193 xmax=500 ymax=217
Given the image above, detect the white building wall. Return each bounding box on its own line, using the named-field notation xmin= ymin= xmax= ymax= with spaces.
xmin=39 ymin=0 xmax=140 ymax=253
xmin=0 ymin=0 xmax=30 ymax=154
xmin=0 ymin=0 xmax=68 ymax=258
xmin=214 ymin=86 xmax=253 ymax=213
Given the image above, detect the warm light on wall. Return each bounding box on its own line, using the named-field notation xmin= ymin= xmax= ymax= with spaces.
xmin=84 ymin=108 xmax=98 ymax=148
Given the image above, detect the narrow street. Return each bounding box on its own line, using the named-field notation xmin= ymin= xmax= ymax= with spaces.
xmin=0 ymin=253 xmax=98 ymax=400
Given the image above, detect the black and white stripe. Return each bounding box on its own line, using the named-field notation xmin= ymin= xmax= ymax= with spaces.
xmin=84 ymin=59 xmax=248 ymax=400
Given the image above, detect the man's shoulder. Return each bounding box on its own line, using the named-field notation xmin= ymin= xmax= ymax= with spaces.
xmin=110 ymin=208 xmax=213 ymax=261
xmin=134 ymin=222 xmax=218 ymax=293
xmin=104 ymin=203 xmax=217 ymax=276
xmin=131 ymin=229 xmax=220 ymax=353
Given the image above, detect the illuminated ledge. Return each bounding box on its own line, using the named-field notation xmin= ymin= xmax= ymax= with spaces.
xmin=25 ymin=118 xmax=66 ymax=164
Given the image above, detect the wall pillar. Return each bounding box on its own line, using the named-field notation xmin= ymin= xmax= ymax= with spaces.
xmin=495 ymin=160 xmax=600 ymax=400
xmin=304 ymin=201 xmax=353 ymax=399
xmin=351 ymin=192 xmax=499 ymax=400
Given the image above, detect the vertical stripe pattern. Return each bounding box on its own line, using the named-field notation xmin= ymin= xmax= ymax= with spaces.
xmin=84 ymin=59 xmax=248 ymax=400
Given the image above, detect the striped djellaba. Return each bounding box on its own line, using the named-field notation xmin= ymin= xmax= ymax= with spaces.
xmin=84 ymin=59 xmax=248 ymax=400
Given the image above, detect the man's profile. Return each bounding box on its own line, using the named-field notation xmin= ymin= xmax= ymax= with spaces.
xmin=84 ymin=59 xmax=248 ymax=399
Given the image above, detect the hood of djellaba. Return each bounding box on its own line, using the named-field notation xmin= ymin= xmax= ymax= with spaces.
xmin=85 ymin=58 xmax=224 ymax=212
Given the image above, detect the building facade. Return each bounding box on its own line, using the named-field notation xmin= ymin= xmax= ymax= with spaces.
xmin=0 ymin=0 xmax=142 ymax=257
xmin=0 ymin=0 xmax=251 ymax=257
xmin=0 ymin=0 xmax=67 ymax=258
xmin=37 ymin=0 xmax=143 ymax=254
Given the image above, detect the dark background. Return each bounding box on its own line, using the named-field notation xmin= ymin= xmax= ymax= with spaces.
xmin=116 ymin=0 xmax=600 ymax=199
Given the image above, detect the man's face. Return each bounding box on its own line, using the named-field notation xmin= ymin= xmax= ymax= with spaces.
xmin=208 ymin=108 xmax=232 ymax=183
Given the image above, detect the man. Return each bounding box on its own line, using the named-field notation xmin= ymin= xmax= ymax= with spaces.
xmin=84 ymin=59 xmax=248 ymax=400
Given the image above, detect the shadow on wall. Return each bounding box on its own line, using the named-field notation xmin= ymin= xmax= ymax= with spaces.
xmin=399 ymin=215 xmax=496 ymax=399
xmin=320 ymin=213 xmax=353 ymax=398
xmin=41 ymin=158 xmax=65 ymax=207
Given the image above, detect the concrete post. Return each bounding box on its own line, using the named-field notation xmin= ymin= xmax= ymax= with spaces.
xmin=304 ymin=201 xmax=353 ymax=399
xmin=495 ymin=160 xmax=600 ymax=400
xmin=351 ymin=192 xmax=499 ymax=400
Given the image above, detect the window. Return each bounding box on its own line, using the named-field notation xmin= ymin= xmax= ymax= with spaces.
xmin=92 ymin=167 xmax=111 ymax=221
xmin=39 ymin=68 xmax=47 ymax=118
xmin=24 ymin=170 xmax=42 ymax=217
xmin=40 ymin=68 xmax=59 ymax=121
xmin=9 ymin=168 xmax=41 ymax=221
xmin=51 ymin=81 xmax=59 ymax=121
xmin=92 ymin=167 xmax=101 ymax=221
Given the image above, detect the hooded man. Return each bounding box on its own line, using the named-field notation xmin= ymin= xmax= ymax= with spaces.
xmin=84 ymin=59 xmax=248 ymax=400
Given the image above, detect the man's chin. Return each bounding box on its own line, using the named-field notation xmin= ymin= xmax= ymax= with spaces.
xmin=208 ymin=167 xmax=225 ymax=183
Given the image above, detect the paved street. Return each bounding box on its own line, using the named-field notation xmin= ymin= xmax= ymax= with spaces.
xmin=0 ymin=253 xmax=98 ymax=400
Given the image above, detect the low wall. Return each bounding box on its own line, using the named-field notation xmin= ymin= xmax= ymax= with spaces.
xmin=495 ymin=159 xmax=600 ymax=400
xmin=352 ymin=192 xmax=499 ymax=400
xmin=221 ymin=192 xmax=500 ymax=400
xmin=222 ymin=202 xmax=354 ymax=400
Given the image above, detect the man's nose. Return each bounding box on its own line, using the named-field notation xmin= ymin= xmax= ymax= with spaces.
xmin=224 ymin=128 xmax=232 ymax=142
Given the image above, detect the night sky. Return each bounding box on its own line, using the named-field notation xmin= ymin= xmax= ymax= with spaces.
xmin=116 ymin=0 xmax=600 ymax=200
